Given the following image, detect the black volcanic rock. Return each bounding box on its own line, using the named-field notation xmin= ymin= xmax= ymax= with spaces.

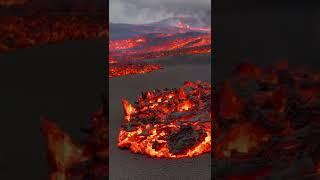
xmin=167 ymin=124 xmax=206 ymax=155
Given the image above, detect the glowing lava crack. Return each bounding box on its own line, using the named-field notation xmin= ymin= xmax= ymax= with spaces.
xmin=117 ymin=81 xmax=211 ymax=158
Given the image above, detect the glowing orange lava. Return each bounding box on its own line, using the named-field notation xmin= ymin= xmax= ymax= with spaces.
xmin=109 ymin=63 xmax=162 ymax=78
xmin=42 ymin=105 xmax=108 ymax=179
xmin=215 ymin=122 xmax=270 ymax=159
xmin=118 ymin=81 xmax=211 ymax=158
xmin=214 ymin=61 xmax=320 ymax=179
xmin=109 ymin=37 xmax=146 ymax=51
xmin=109 ymin=32 xmax=211 ymax=62
xmin=0 ymin=15 xmax=107 ymax=53
xmin=41 ymin=119 xmax=90 ymax=179
xmin=108 ymin=22 xmax=211 ymax=78
xmin=174 ymin=21 xmax=210 ymax=32
xmin=109 ymin=57 xmax=118 ymax=64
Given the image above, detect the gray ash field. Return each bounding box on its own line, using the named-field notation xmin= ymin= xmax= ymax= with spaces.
xmin=109 ymin=54 xmax=211 ymax=180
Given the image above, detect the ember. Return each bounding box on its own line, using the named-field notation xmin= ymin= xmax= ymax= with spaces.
xmin=42 ymin=99 xmax=108 ymax=179
xmin=214 ymin=61 xmax=320 ymax=179
xmin=109 ymin=63 xmax=163 ymax=78
xmin=118 ymin=81 xmax=211 ymax=158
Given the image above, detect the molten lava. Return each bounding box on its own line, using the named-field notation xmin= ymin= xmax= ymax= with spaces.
xmin=110 ymin=33 xmax=211 ymax=62
xmin=41 ymin=119 xmax=90 ymax=178
xmin=108 ymin=18 xmax=212 ymax=78
xmin=42 ymin=103 xmax=108 ymax=179
xmin=0 ymin=15 xmax=107 ymax=53
xmin=216 ymin=122 xmax=270 ymax=159
xmin=175 ymin=21 xmax=190 ymax=29
xmin=109 ymin=63 xmax=162 ymax=78
xmin=214 ymin=60 xmax=320 ymax=179
xmin=118 ymin=81 xmax=211 ymax=158
xmin=174 ymin=21 xmax=210 ymax=32
xmin=109 ymin=37 xmax=146 ymax=51
xmin=109 ymin=57 xmax=118 ymax=64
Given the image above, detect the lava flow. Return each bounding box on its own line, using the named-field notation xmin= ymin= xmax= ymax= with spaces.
xmin=213 ymin=60 xmax=320 ymax=179
xmin=109 ymin=57 xmax=118 ymax=64
xmin=118 ymin=81 xmax=211 ymax=158
xmin=110 ymin=33 xmax=211 ymax=62
xmin=42 ymin=100 xmax=108 ymax=180
xmin=108 ymin=32 xmax=210 ymax=78
xmin=108 ymin=17 xmax=211 ymax=78
xmin=174 ymin=21 xmax=210 ymax=32
xmin=109 ymin=63 xmax=163 ymax=78
xmin=109 ymin=37 xmax=146 ymax=51
xmin=0 ymin=15 xmax=107 ymax=53
xmin=41 ymin=119 xmax=90 ymax=179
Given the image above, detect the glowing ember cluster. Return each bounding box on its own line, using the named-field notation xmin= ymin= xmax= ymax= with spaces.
xmin=42 ymin=102 xmax=108 ymax=179
xmin=118 ymin=81 xmax=211 ymax=158
xmin=214 ymin=60 xmax=320 ymax=179
xmin=109 ymin=63 xmax=163 ymax=78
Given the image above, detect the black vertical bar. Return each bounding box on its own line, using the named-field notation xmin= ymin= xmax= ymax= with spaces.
xmin=106 ymin=0 xmax=109 ymax=178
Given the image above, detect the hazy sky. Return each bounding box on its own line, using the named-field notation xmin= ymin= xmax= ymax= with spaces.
xmin=110 ymin=0 xmax=211 ymax=24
